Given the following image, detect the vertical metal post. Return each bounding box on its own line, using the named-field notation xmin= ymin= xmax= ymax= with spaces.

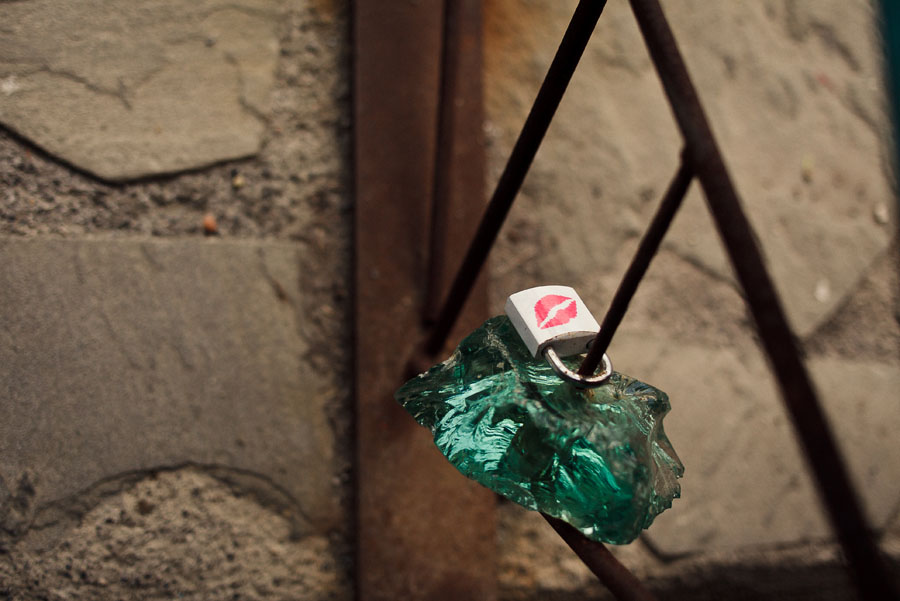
xmin=424 ymin=0 xmax=483 ymax=325
xmin=354 ymin=2 xmax=495 ymax=600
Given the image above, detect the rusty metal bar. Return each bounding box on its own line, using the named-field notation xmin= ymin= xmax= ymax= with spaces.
xmin=579 ymin=152 xmax=693 ymax=375
xmin=424 ymin=0 xmax=471 ymax=325
xmin=354 ymin=2 xmax=495 ymax=600
xmin=543 ymin=515 xmax=660 ymax=601
xmin=422 ymin=0 xmax=608 ymax=357
xmin=628 ymin=1 xmax=898 ymax=598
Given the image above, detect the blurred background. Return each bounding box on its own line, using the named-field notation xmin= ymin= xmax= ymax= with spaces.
xmin=0 ymin=0 xmax=897 ymax=599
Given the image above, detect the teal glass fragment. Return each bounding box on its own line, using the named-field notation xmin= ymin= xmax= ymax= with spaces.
xmin=395 ymin=316 xmax=684 ymax=544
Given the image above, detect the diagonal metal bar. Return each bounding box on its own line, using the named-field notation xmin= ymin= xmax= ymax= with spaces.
xmin=543 ymin=515 xmax=660 ymax=601
xmin=579 ymin=152 xmax=693 ymax=375
xmin=628 ymin=1 xmax=898 ymax=598
xmin=551 ymin=153 xmax=692 ymax=601
xmin=422 ymin=0 xmax=608 ymax=357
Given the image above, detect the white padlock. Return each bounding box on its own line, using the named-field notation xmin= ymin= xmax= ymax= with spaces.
xmin=506 ymin=285 xmax=612 ymax=388
xmin=505 ymin=285 xmax=600 ymax=358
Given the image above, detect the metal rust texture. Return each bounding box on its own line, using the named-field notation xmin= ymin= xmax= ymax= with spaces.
xmin=628 ymin=1 xmax=899 ymax=598
xmin=353 ymin=2 xmax=496 ymax=600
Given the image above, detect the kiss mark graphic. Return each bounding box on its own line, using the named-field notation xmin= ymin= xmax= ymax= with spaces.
xmin=534 ymin=294 xmax=577 ymax=330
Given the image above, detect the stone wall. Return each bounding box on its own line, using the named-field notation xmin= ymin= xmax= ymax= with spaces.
xmin=1 ymin=0 xmax=898 ymax=599
xmin=1 ymin=1 xmax=354 ymax=599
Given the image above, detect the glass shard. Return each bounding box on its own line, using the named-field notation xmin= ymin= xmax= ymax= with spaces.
xmin=395 ymin=316 xmax=684 ymax=544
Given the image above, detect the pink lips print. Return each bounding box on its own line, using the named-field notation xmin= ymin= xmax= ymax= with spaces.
xmin=533 ymin=294 xmax=578 ymax=330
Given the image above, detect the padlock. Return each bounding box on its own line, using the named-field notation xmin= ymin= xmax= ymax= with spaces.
xmin=505 ymin=285 xmax=611 ymax=387
xmin=505 ymin=285 xmax=599 ymax=357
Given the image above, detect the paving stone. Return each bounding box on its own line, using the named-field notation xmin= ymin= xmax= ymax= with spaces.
xmin=486 ymin=0 xmax=893 ymax=338
xmin=0 ymin=237 xmax=341 ymax=537
xmin=607 ymin=332 xmax=900 ymax=555
xmin=0 ymin=0 xmax=286 ymax=181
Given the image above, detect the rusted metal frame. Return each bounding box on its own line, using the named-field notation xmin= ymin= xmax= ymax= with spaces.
xmin=627 ymin=1 xmax=898 ymax=598
xmin=580 ymin=152 xmax=693 ymax=375
xmin=421 ymin=0 xmax=609 ymax=358
xmin=544 ymin=515 xmax=660 ymax=601
xmin=353 ymin=2 xmax=495 ymax=600
xmin=411 ymin=1 xmax=667 ymax=598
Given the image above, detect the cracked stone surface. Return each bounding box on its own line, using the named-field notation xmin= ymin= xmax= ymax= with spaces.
xmin=0 ymin=0 xmax=349 ymax=240
xmin=612 ymin=333 xmax=900 ymax=555
xmin=0 ymin=468 xmax=350 ymax=600
xmin=0 ymin=0 xmax=288 ymax=180
xmin=0 ymin=237 xmax=342 ymax=542
xmin=486 ymin=0 xmax=894 ymax=338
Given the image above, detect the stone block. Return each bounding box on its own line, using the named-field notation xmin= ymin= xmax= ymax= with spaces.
xmin=0 ymin=0 xmax=287 ymax=180
xmin=0 ymin=237 xmax=341 ymax=538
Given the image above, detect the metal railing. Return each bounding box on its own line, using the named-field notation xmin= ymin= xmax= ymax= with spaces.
xmin=416 ymin=1 xmax=898 ymax=599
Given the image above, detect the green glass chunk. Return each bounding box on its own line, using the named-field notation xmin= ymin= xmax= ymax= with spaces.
xmin=395 ymin=316 xmax=684 ymax=544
